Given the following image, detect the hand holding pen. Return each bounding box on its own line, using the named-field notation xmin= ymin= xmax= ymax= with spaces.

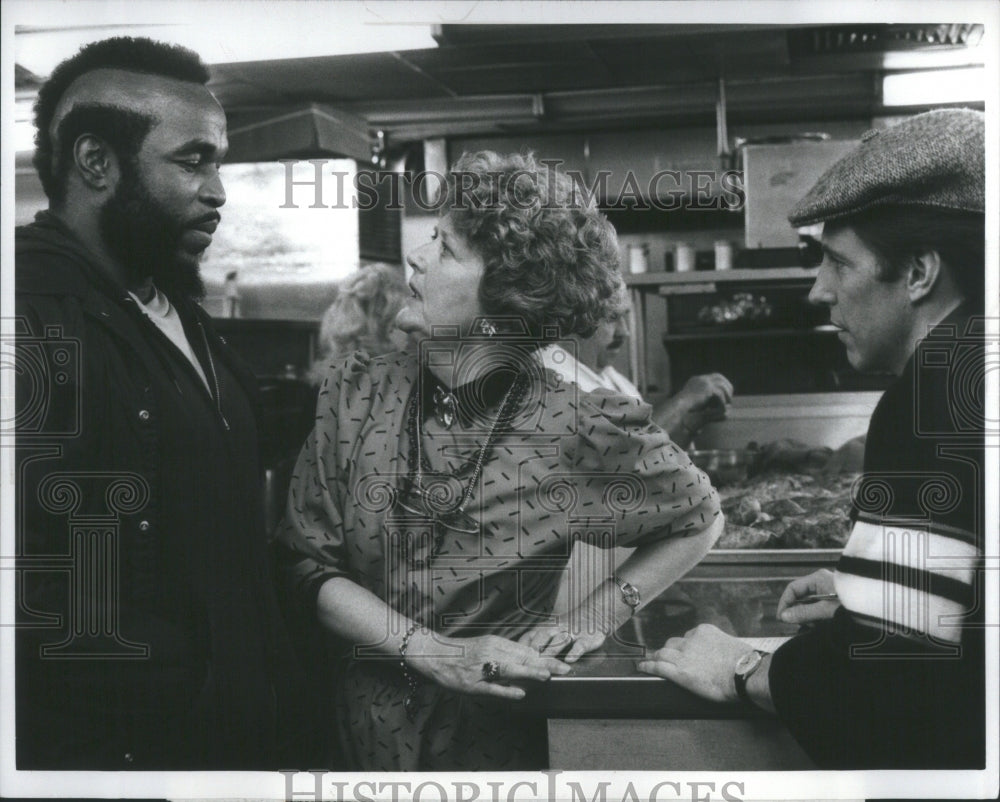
xmin=776 ymin=569 xmax=841 ymax=624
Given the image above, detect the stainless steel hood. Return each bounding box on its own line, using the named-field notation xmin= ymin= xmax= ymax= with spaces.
xmin=204 ymin=23 xmax=986 ymax=157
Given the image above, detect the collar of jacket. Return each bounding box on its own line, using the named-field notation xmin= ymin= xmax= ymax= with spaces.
xmin=16 ymin=211 xmax=259 ymax=406
xmin=16 ymin=211 xmax=132 ymax=302
xmin=16 ymin=212 xmax=170 ymax=354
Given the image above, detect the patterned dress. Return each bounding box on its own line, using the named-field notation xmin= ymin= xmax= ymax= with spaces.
xmin=277 ymin=350 xmax=720 ymax=770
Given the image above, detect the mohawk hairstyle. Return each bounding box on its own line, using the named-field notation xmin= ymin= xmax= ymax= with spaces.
xmin=33 ymin=36 xmax=210 ymax=203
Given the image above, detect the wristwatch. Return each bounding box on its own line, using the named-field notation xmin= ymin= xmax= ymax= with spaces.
xmin=733 ymin=649 xmax=767 ymax=705
xmin=612 ymin=575 xmax=641 ymax=615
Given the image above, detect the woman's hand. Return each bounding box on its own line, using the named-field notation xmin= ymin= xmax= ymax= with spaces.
xmin=518 ymin=626 xmax=609 ymax=663
xmin=406 ymin=631 xmax=571 ymax=700
xmin=776 ymin=569 xmax=840 ymax=624
xmin=518 ymin=587 xmax=621 ymax=662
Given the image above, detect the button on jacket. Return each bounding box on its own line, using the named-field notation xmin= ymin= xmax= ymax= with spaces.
xmin=14 ymin=212 xmax=312 ymax=770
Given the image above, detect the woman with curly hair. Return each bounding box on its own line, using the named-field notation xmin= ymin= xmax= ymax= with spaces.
xmin=276 ymin=151 xmax=722 ymax=771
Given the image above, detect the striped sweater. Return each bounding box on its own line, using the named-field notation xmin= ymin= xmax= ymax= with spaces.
xmin=768 ymin=304 xmax=986 ymax=768
xmin=835 ymin=312 xmax=984 ymax=650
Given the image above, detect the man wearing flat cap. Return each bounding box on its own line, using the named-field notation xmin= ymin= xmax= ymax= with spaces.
xmin=639 ymin=108 xmax=987 ymax=769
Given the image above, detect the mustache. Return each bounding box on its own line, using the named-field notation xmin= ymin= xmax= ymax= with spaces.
xmin=187 ymin=211 xmax=222 ymax=227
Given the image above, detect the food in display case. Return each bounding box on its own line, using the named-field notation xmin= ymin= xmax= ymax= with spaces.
xmin=716 ymin=471 xmax=856 ymax=549
xmin=702 ymin=438 xmax=860 ymax=550
xmin=688 ymin=447 xmax=755 ymax=485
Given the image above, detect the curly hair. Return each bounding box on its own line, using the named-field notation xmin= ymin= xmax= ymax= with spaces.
xmin=33 ymin=36 xmax=210 ymax=204
xmin=308 ymin=263 xmax=411 ymax=383
xmin=443 ymin=151 xmax=622 ymax=339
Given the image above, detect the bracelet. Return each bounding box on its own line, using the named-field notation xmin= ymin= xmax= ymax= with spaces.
xmin=399 ymin=622 xmax=422 ymax=722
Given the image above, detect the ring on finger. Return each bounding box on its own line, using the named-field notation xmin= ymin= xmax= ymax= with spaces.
xmin=482 ymin=660 xmax=501 ymax=682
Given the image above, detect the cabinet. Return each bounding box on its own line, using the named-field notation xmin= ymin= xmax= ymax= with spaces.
xmin=625 ymin=268 xmax=892 ymax=396
xmin=450 ymin=128 xmax=727 ymax=203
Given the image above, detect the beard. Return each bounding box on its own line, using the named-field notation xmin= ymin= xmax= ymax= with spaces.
xmin=99 ymin=164 xmax=208 ymax=302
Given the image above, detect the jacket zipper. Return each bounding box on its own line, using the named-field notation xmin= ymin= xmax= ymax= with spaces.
xmin=198 ymin=320 xmax=230 ymax=431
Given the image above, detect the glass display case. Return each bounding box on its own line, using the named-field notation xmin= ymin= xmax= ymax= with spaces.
xmin=643 ymin=546 xmax=838 ymax=636
xmin=530 ymin=550 xmax=834 ymax=771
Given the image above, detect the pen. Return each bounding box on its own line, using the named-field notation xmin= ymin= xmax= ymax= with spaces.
xmin=795 ymin=593 xmax=839 ymax=605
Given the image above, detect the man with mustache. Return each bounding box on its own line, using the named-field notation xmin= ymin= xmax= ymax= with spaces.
xmin=540 ymin=281 xmax=733 ymax=619
xmin=15 ymin=36 xmax=310 ymax=769
xmin=540 ymin=282 xmax=733 ymax=448
xmin=638 ymin=109 xmax=986 ymax=769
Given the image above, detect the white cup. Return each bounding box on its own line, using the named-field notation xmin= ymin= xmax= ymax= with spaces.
xmin=675 ymin=242 xmax=695 ymax=273
xmin=714 ymin=240 xmax=733 ymax=271
xmin=628 ymin=243 xmax=649 ymax=274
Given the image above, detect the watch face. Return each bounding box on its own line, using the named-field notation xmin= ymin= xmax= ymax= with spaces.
xmin=735 ymin=650 xmax=762 ymax=677
xmin=614 ymin=577 xmax=640 ymax=608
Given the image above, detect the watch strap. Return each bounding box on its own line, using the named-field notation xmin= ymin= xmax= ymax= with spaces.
xmin=734 ymin=650 xmax=766 ymax=705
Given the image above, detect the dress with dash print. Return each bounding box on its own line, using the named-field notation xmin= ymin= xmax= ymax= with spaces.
xmin=276 ymin=349 xmax=720 ymax=770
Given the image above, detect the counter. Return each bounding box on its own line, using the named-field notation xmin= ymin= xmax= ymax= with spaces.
xmin=533 ymin=647 xmax=817 ymax=770
xmin=539 ymin=652 xmax=815 ymax=770
xmin=527 ymin=552 xmax=835 ymax=769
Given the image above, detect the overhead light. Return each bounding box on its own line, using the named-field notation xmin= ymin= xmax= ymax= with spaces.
xmin=882 ymin=66 xmax=986 ymax=106
xmin=14 ymin=8 xmax=438 ymax=77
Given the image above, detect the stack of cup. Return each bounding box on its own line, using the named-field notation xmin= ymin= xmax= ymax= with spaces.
xmin=674 ymin=242 xmax=695 ymax=273
xmin=628 ymin=243 xmax=649 ymax=274
xmin=714 ymin=240 xmax=733 ymax=271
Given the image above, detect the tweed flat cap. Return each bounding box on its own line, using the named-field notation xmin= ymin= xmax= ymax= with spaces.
xmin=788 ymin=108 xmax=985 ymax=227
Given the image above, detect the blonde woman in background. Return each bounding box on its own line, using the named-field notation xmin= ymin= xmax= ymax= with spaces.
xmin=309 ymin=262 xmax=412 ymax=383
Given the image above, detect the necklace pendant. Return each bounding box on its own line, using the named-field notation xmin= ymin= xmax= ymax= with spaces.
xmin=437 ymin=507 xmax=480 ymax=535
xmin=404 ymin=691 xmax=419 ymax=722
xmin=433 ymin=387 xmax=457 ymax=429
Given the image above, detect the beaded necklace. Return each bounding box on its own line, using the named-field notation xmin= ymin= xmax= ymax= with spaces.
xmin=397 ymin=371 xmax=529 ymax=536
xmin=394 ymin=371 xmax=529 ymax=721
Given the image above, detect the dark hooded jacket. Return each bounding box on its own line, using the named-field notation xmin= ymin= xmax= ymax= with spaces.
xmin=15 ymin=212 xmax=312 ymax=769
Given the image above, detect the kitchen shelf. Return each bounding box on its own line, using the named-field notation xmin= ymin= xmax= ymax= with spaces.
xmin=662 ymin=325 xmax=838 ymax=343
xmin=210 ymin=318 xmax=320 ymax=331
xmin=210 ymin=318 xmax=320 ymax=379
xmin=624 ymin=267 xmax=822 ymax=394
xmin=625 ymin=267 xmax=819 ymax=287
